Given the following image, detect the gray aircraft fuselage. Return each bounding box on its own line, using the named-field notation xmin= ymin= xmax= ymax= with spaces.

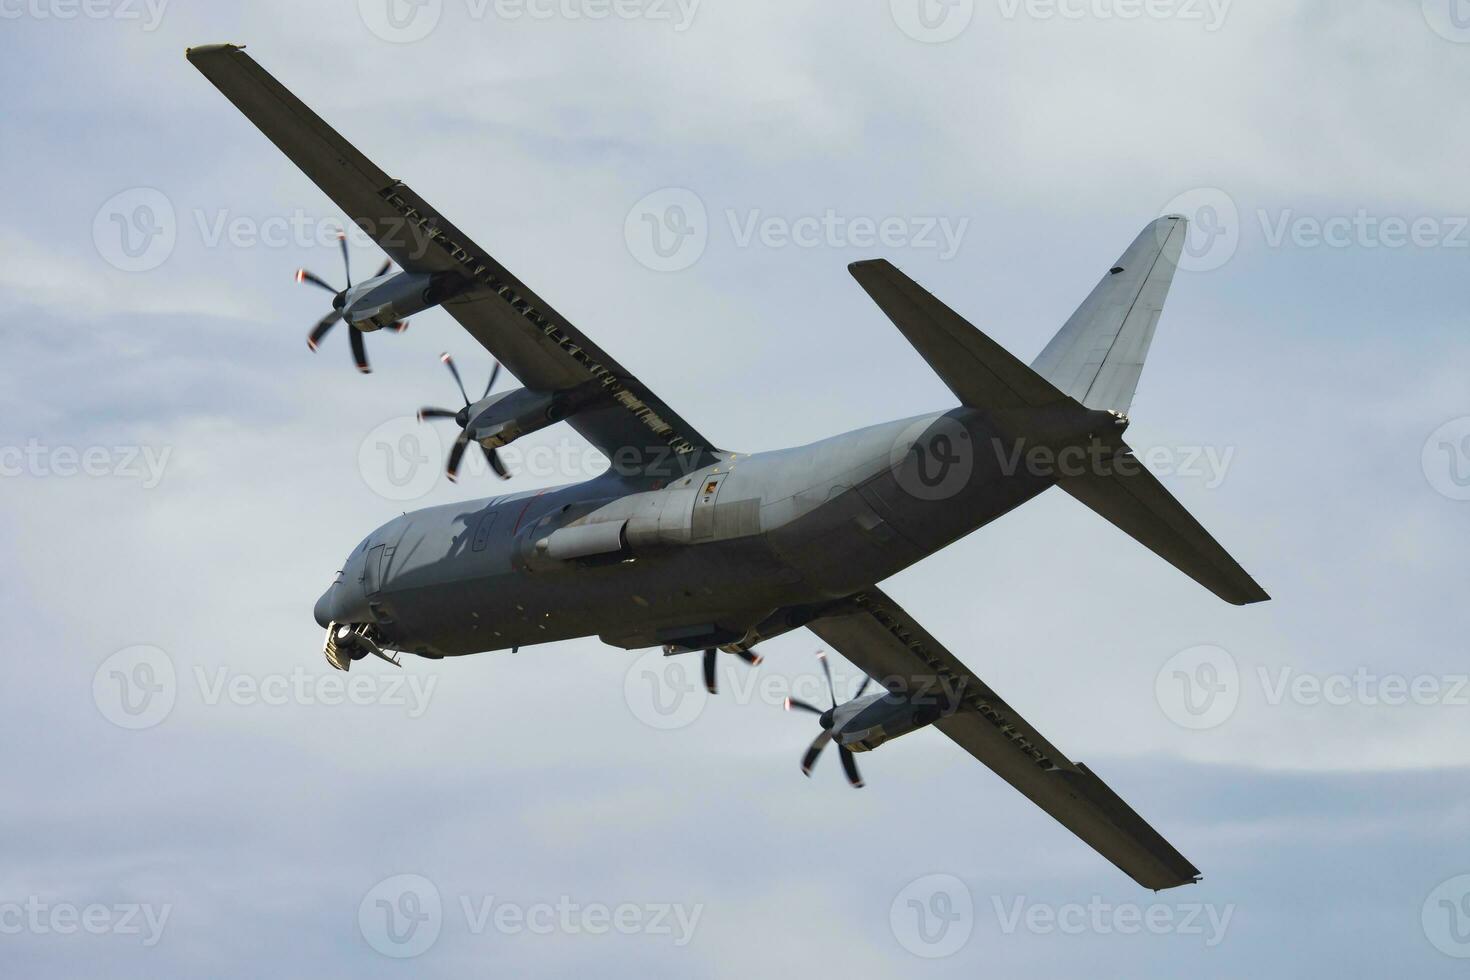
xmin=315 ymin=406 xmax=1113 ymax=660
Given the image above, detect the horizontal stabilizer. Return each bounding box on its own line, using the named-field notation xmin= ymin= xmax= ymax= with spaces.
xmin=848 ymin=258 xmax=1068 ymax=411
xmin=1058 ymin=445 xmax=1270 ymax=606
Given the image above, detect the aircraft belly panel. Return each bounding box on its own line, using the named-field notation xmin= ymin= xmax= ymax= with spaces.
xmin=763 ymin=486 xmax=924 ymax=597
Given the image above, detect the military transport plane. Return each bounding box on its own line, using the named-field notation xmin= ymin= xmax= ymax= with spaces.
xmin=188 ymin=43 xmax=1268 ymax=892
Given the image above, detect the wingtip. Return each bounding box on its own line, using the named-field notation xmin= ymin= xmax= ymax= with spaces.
xmin=185 ymin=42 xmax=245 ymax=62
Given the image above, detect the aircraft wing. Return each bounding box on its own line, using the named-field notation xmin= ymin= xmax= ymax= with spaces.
xmin=186 ymin=43 xmax=718 ymax=472
xmin=808 ymin=588 xmax=1202 ymax=891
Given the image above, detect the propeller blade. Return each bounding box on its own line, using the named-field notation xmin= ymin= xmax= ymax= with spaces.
xmin=392 ymin=320 xmax=410 ymax=333
xmin=446 ymin=431 xmax=470 ymax=482
xmin=817 ymin=650 xmax=836 ymax=708
xmin=484 ymin=445 xmax=510 ymax=480
xmin=337 ymin=230 xmax=351 ymax=287
xmin=703 ymin=649 xmax=718 ymax=694
xmin=483 ymin=360 xmax=502 ymax=398
xmin=784 ymin=697 xmax=824 ymax=716
xmin=838 ymin=746 xmax=865 ymax=788
xmin=800 ymin=730 xmax=834 ymax=776
xmin=374 ymin=258 xmax=392 ymax=278
xmin=296 ymin=269 xmax=337 ymax=293
xmin=418 ymin=407 xmax=459 ymax=422
xmin=306 ymin=310 xmax=342 ymax=350
xmin=733 ymin=649 xmax=763 ymax=666
xmin=441 ymin=353 xmax=470 ymax=405
xmin=349 ymin=327 xmax=370 ymax=374
xmin=853 ymin=676 xmax=872 ymax=699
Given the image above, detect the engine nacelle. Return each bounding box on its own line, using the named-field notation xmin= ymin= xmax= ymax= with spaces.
xmin=466 ymin=386 xmax=569 ymax=450
xmin=832 ymin=690 xmax=951 ymax=753
xmin=341 ymin=270 xmax=463 ymax=331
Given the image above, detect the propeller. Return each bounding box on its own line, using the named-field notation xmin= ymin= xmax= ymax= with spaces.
xmin=418 ymin=353 xmax=511 ymax=482
xmin=296 ymin=231 xmax=407 ymax=374
xmin=784 ymin=651 xmax=872 ymax=788
xmin=701 ymin=647 xmax=762 ymax=696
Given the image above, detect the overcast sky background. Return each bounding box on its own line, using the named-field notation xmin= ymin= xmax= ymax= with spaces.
xmin=3 ymin=0 xmax=1469 ymax=975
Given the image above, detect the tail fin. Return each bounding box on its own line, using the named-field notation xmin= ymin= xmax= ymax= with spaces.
xmin=1032 ymin=215 xmax=1187 ymax=414
xmin=848 ymin=226 xmax=1268 ymax=607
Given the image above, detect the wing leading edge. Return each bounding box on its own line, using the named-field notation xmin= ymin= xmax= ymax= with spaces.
xmin=808 ymin=588 xmax=1202 ymax=891
xmin=186 ymin=43 xmax=718 ymax=473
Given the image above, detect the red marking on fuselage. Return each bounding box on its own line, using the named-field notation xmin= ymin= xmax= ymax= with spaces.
xmin=511 ymin=490 xmax=548 ymax=535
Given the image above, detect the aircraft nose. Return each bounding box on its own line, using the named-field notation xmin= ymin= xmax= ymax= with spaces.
xmin=313 ymin=583 xmax=337 ymax=628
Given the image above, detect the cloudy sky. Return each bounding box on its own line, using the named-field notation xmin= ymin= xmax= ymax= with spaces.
xmin=4 ymin=0 xmax=1469 ymax=975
